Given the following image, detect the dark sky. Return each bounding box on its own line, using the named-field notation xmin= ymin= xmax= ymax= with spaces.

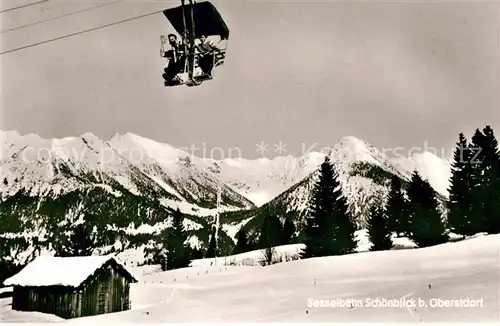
xmin=2 ymin=0 xmax=499 ymax=159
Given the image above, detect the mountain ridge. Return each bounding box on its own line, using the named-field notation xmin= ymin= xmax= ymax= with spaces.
xmin=1 ymin=130 xmax=452 ymax=263
xmin=1 ymin=130 xmax=452 ymax=206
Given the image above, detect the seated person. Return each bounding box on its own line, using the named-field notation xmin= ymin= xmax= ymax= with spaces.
xmin=161 ymin=34 xmax=186 ymax=85
xmin=195 ymin=35 xmax=221 ymax=77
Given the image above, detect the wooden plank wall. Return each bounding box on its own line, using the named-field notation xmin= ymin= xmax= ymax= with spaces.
xmin=11 ymin=261 xmax=132 ymax=319
xmin=77 ymin=262 xmax=132 ymax=317
xmin=13 ymin=286 xmax=79 ymax=319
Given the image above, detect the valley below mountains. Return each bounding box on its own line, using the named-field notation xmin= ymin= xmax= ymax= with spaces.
xmin=0 ymin=130 xmax=452 ymax=265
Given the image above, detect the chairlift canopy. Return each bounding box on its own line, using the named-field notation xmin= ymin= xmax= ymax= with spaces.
xmin=163 ymin=1 xmax=230 ymax=40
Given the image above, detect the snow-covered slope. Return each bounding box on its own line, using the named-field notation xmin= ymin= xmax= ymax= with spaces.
xmin=214 ymin=137 xmax=451 ymax=210
xmin=212 ymin=152 xmax=325 ymax=206
xmin=107 ymin=132 xmax=255 ymax=211
xmin=392 ymin=152 xmax=452 ymax=197
xmin=0 ymin=130 xmax=254 ymax=213
xmin=0 ymin=131 xmax=258 ymax=265
xmin=262 ymin=136 xmax=428 ymax=227
xmin=1 ymin=131 xmax=451 ymax=210
xmin=2 ymin=234 xmax=496 ymax=322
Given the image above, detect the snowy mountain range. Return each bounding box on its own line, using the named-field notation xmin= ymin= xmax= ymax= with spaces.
xmin=1 ymin=131 xmax=254 ymax=212
xmin=0 ymin=130 xmax=452 ymax=260
xmin=215 ymin=137 xmax=452 ymax=207
xmin=226 ymin=137 xmax=452 ymax=237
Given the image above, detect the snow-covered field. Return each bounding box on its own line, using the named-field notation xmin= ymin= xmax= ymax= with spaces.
xmin=1 ymin=234 xmax=498 ymax=323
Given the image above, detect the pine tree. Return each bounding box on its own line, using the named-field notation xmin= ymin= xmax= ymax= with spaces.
xmin=233 ymin=228 xmax=249 ymax=255
xmin=301 ymin=156 xmax=336 ymax=258
xmin=407 ymin=171 xmax=448 ymax=247
xmin=331 ymin=173 xmax=358 ymax=255
xmin=300 ymin=156 xmax=357 ymax=258
xmin=367 ymin=201 xmax=393 ymax=251
xmin=57 ymin=223 xmax=94 ymax=257
xmin=246 ymin=237 xmax=258 ymax=252
xmin=258 ymin=212 xmax=283 ymax=249
xmin=154 ymin=228 xmax=169 ymax=271
xmin=477 ymin=126 xmax=500 ymax=233
xmin=300 ymin=213 xmax=320 ymax=259
xmin=0 ymin=195 xmax=22 ymax=233
xmin=166 ymin=208 xmax=191 ymax=270
xmin=468 ymin=126 xmax=500 ymax=234
xmin=206 ymin=227 xmax=218 ymax=258
xmin=447 ymin=133 xmax=477 ymax=236
xmin=190 ymin=247 xmax=204 ymax=260
xmin=469 ymin=129 xmax=489 ymax=232
xmin=0 ymin=237 xmax=12 ymax=284
xmin=281 ymin=219 xmax=296 ymax=245
xmin=385 ymin=175 xmax=408 ymax=236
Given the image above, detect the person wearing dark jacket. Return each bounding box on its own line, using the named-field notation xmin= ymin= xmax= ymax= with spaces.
xmin=161 ymin=34 xmax=186 ymax=85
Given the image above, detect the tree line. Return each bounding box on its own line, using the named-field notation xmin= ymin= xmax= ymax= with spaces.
xmin=2 ymin=125 xmax=497 ymax=274
xmin=231 ymin=204 xmax=296 ymax=256
xmin=300 ymin=125 xmax=500 ymax=259
xmin=118 ymin=124 xmax=500 ymax=267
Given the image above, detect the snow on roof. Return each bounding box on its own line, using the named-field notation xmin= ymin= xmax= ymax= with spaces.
xmin=3 ymin=254 xmax=139 ymax=288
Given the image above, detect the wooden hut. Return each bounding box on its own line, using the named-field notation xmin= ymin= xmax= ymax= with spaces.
xmin=2 ymin=255 xmax=138 ymax=319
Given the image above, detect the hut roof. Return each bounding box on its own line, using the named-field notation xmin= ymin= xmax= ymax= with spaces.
xmin=3 ymin=254 xmax=138 ymax=288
